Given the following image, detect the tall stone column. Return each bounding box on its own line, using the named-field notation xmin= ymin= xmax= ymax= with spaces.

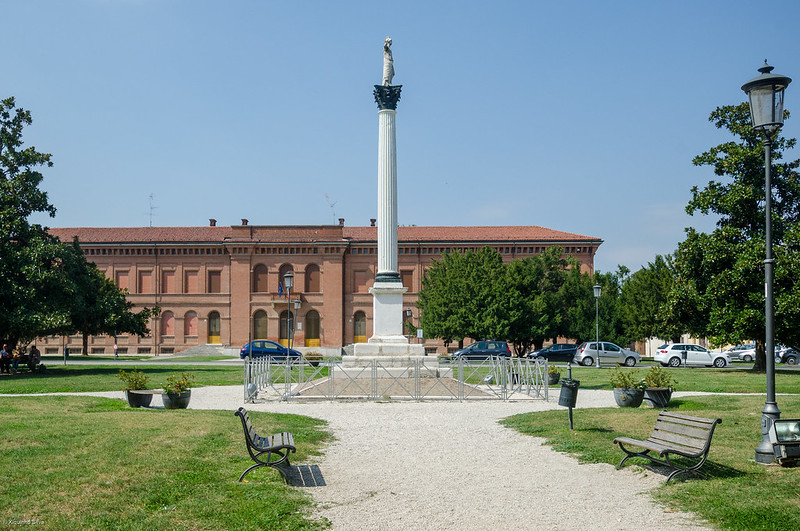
xmin=350 ymin=82 xmax=425 ymax=363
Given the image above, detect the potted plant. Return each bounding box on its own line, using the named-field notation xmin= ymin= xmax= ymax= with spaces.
xmin=303 ymin=351 xmax=323 ymax=367
xmin=609 ymin=366 xmax=645 ymax=407
xmin=643 ymin=366 xmax=677 ymax=408
xmin=118 ymin=369 xmax=153 ymax=408
xmin=162 ymin=372 xmax=195 ymax=409
xmin=547 ymin=363 xmax=561 ymax=385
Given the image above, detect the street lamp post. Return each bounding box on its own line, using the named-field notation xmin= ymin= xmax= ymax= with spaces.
xmin=404 ymin=308 xmax=412 ymax=339
xmin=283 ymin=272 xmax=294 ymax=350
xmin=742 ymin=61 xmax=791 ymax=464
xmin=593 ymin=284 xmax=602 ymax=369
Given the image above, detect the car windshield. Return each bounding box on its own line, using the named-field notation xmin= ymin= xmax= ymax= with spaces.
xmin=656 ymin=344 xmax=667 ymax=350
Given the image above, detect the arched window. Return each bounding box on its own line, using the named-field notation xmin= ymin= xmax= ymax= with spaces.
xmin=161 ymin=311 xmax=175 ymax=336
xmin=208 ymin=311 xmax=221 ymax=344
xmin=278 ymin=264 xmax=294 ymax=293
xmin=354 ymin=311 xmax=367 ymax=343
xmin=184 ymin=311 xmax=198 ymax=336
xmin=305 ymin=264 xmax=321 ymax=292
xmin=305 ymin=310 xmax=320 ymax=347
xmin=279 ymin=310 xmax=295 ymax=347
xmin=253 ymin=310 xmax=268 ymax=339
xmin=253 ymin=264 xmax=268 ymax=292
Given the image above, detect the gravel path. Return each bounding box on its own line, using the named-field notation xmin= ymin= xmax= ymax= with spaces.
xmin=21 ymin=387 xmax=714 ymax=530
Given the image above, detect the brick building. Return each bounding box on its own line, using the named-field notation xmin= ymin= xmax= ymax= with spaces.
xmin=45 ymin=221 xmax=602 ymax=355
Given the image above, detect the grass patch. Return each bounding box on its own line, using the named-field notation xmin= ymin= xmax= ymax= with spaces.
xmin=502 ymin=394 xmax=800 ymax=531
xmin=0 ymin=365 xmax=246 ymax=394
xmin=1 ymin=396 xmax=332 ymax=530
xmin=555 ymin=366 xmax=800 ymax=393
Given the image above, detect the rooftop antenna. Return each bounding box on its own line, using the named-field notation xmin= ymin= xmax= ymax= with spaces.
xmin=148 ymin=193 xmax=158 ymax=227
xmin=324 ymin=193 xmax=338 ymax=225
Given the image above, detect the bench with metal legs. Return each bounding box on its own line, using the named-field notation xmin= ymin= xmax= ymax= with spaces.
xmin=235 ymin=407 xmax=296 ymax=483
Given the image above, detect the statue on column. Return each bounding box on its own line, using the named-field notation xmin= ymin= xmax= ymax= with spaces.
xmin=382 ymin=37 xmax=394 ymax=86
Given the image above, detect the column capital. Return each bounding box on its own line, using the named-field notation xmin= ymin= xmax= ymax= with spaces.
xmin=374 ymin=85 xmax=402 ymax=110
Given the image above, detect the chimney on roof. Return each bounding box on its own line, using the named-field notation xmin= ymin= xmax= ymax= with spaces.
xmin=209 ymin=219 xmax=217 ymax=227
xmin=241 ymin=219 xmax=248 ymax=226
xmin=339 ymin=218 xmax=345 ymax=226
xmin=370 ymin=218 xmax=376 ymax=227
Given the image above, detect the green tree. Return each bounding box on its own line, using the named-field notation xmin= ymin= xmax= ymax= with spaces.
xmin=664 ymin=103 xmax=800 ymax=370
xmin=418 ymin=247 xmax=507 ymax=347
xmin=618 ymin=255 xmax=680 ymax=344
xmin=0 ymin=97 xmax=65 ymax=348
xmin=59 ymin=239 xmax=155 ymax=354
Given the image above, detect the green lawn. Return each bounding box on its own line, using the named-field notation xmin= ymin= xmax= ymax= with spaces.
xmin=554 ymin=366 xmax=800 ymax=393
xmin=0 ymin=365 xmax=246 ymax=393
xmin=1 ymin=397 xmax=332 ymax=530
xmin=502 ymin=394 xmax=800 ymax=531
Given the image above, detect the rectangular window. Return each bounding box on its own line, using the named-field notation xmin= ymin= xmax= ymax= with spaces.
xmin=162 ymin=270 xmax=175 ymax=293
xmin=115 ymin=271 xmax=129 ymax=291
xmin=354 ymin=270 xmax=369 ymax=293
xmin=401 ymin=270 xmax=414 ymax=291
xmin=208 ymin=270 xmax=222 ymax=293
xmin=184 ymin=271 xmax=199 ymax=293
xmin=138 ymin=271 xmax=152 ymax=293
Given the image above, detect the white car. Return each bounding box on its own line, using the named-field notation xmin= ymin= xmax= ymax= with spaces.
xmin=573 ymin=342 xmax=641 ymax=367
xmin=654 ymin=344 xmax=730 ymax=368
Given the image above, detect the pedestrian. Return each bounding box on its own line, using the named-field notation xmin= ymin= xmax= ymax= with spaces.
xmin=0 ymin=344 xmax=11 ymax=374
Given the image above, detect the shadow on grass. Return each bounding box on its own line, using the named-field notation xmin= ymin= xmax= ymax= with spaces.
xmin=624 ymin=459 xmax=746 ymax=481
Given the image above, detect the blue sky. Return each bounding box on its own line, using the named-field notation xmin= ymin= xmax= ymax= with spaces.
xmin=7 ymin=0 xmax=800 ymax=273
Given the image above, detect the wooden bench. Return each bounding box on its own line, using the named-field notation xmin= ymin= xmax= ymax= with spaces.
xmin=235 ymin=407 xmax=296 ymax=483
xmin=613 ymin=411 xmax=722 ymax=482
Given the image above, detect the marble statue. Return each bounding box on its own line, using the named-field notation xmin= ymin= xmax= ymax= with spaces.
xmin=382 ymin=37 xmax=394 ymax=86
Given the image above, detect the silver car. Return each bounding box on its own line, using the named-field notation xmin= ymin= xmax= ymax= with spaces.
xmin=573 ymin=342 xmax=640 ymax=367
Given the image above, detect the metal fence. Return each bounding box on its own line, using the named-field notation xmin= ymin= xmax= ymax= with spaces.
xmin=244 ymin=356 xmax=549 ymax=402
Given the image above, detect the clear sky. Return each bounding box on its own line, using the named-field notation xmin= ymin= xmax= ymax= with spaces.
xmin=6 ymin=0 xmax=800 ymax=273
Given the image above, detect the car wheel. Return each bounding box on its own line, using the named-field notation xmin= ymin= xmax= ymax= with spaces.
xmin=786 ymin=355 xmax=797 ymax=365
xmin=668 ymin=357 xmax=681 ymax=367
xmin=581 ymin=357 xmax=594 ymax=367
xmin=743 ymin=355 xmax=753 ymax=362
xmin=775 ymin=356 xmax=782 ymax=364
xmin=713 ymin=357 xmax=726 ymax=368
xmin=624 ymin=356 xmax=636 ymax=367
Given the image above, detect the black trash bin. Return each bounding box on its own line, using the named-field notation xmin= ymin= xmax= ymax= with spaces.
xmin=558 ymin=378 xmax=580 ymax=408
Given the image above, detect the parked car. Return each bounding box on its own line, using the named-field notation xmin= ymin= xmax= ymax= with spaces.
xmin=722 ymin=344 xmax=756 ymax=362
xmin=654 ymin=344 xmax=730 ymax=368
xmin=528 ymin=343 xmax=578 ymax=362
xmin=573 ymin=342 xmax=640 ymax=367
xmin=452 ymin=340 xmax=512 ymax=360
xmin=775 ymin=345 xmax=798 ymax=365
xmin=240 ymin=340 xmax=302 ymax=360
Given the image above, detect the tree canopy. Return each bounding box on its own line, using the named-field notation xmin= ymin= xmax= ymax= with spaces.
xmin=0 ymin=97 xmax=154 ymax=350
xmin=663 ymin=103 xmax=800 ymax=369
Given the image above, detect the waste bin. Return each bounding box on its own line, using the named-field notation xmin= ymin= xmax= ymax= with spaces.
xmin=558 ymin=378 xmax=580 ymax=408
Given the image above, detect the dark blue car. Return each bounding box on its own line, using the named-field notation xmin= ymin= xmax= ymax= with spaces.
xmin=240 ymin=340 xmax=302 ymax=360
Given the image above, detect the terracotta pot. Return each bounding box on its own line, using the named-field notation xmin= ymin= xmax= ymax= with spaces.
xmin=643 ymin=387 xmax=673 ymax=408
xmin=125 ymin=390 xmax=153 ymax=408
xmin=613 ymin=388 xmax=644 ymax=408
xmin=162 ymin=390 xmax=191 ymax=409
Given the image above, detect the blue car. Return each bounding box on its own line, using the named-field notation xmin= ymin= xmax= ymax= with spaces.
xmin=240 ymin=340 xmax=302 ymax=360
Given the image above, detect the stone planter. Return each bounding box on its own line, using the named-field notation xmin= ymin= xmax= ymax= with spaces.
xmin=613 ymin=388 xmax=644 ymax=408
xmin=124 ymin=389 xmax=154 ymax=408
xmin=547 ymin=373 xmax=561 ymax=385
xmin=643 ymin=387 xmax=673 ymax=408
xmin=162 ymin=390 xmax=191 ymax=409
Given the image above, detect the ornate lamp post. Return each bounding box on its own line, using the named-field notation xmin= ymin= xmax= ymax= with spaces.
xmin=283 ymin=272 xmax=294 ymax=350
xmin=593 ymin=284 xmax=602 ymax=368
xmin=742 ymin=61 xmax=791 ymax=464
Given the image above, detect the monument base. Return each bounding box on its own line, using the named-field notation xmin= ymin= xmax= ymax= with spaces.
xmin=347 ymin=340 xmax=428 ymax=368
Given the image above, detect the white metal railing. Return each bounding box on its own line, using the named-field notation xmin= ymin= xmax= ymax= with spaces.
xmin=243 ymin=356 xmax=548 ymax=402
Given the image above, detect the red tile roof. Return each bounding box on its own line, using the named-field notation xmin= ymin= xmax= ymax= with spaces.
xmin=48 ymin=225 xmax=601 ymax=245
